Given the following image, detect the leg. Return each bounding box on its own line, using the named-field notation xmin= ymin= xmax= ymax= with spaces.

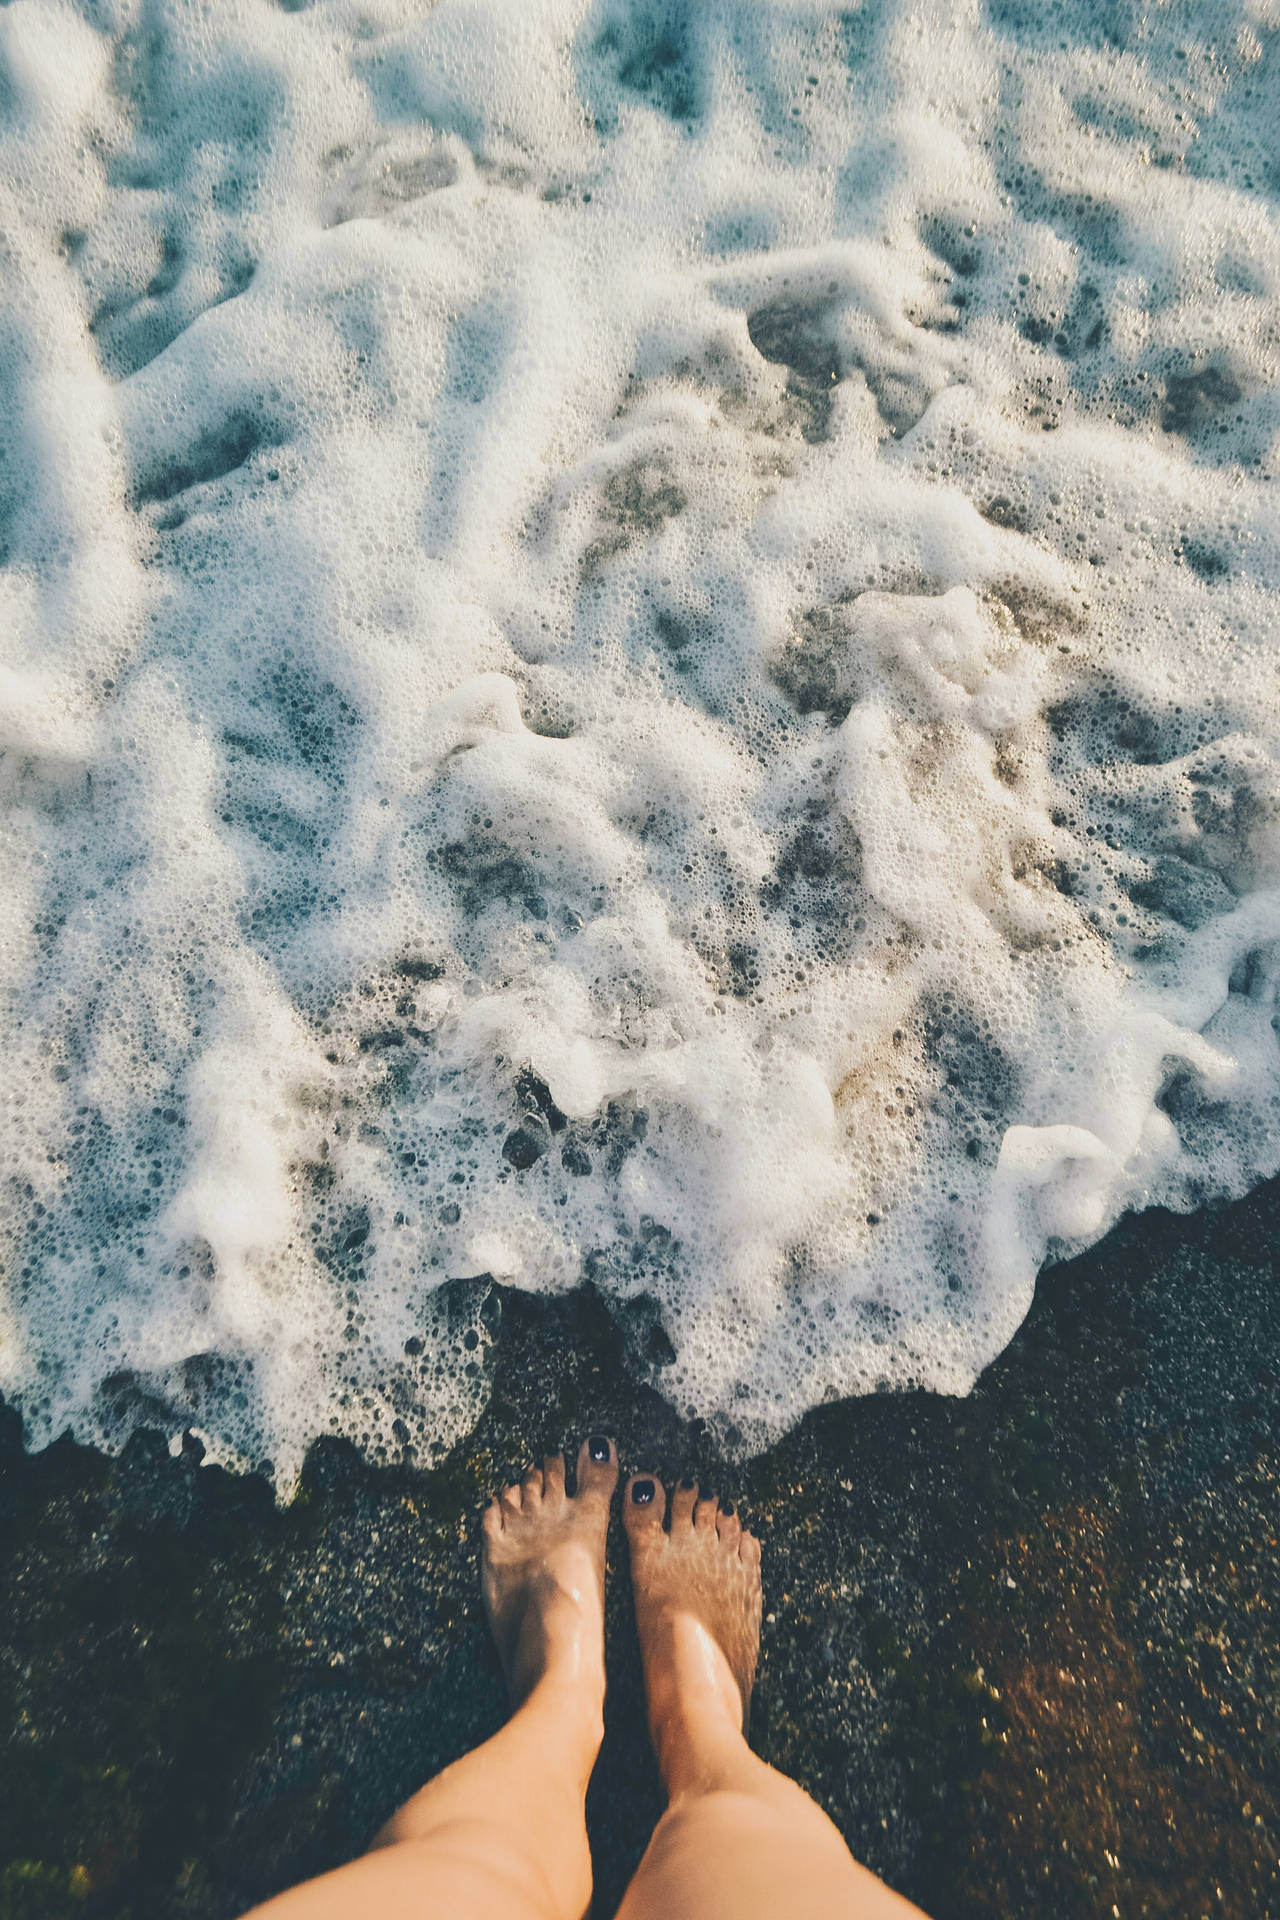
xmin=617 ymin=1473 xmax=930 ymax=1920
xmin=241 ymin=1437 xmax=619 ymax=1920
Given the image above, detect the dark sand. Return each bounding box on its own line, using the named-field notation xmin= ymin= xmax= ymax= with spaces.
xmin=1 ymin=1177 xmax=1276 ymax=1919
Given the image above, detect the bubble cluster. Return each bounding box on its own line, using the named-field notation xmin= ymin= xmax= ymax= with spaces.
xmin=1 ymin=0 xmax=1278 ymax=1485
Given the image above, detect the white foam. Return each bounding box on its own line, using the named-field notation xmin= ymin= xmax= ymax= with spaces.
xmin=2 ymin=0 xmax=1278 ymax=1485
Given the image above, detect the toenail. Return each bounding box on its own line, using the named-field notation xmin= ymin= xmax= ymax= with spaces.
xmin=680 ymin=1475 xmax=696 ymax=1489
xmin=631 ymin=1478 xmax=656 ymax=1506
xmin=588 ymin=1435 xmax=610 ymax=1463
xmin=722 ymin=1502 xmax=735 ymax=1517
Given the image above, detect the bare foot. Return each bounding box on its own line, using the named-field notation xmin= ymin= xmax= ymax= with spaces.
xmin=481 ymin=1437 xmax=618 ymax=1720
xmin=623 ymin=1472 xmax=763 ymax=1792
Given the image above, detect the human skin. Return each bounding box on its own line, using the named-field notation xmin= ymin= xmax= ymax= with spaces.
xmin=241 ymin=1439 xmax=928 ymax=1920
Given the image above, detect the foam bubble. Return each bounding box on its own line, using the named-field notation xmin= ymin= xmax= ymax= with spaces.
xmin=1 ymin=0 xmax=1278 ymax=1485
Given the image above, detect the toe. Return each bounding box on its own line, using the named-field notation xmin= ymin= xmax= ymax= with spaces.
xmin=739 ymin=1528 xmax=762 ymax=1570
xmin=670 ymin=1477 xmax=698 ymax=1528
xmin=623 ymin=1471 xmax=666 ymax=1535
xmin=694 ymin=1493 xmax=718 ymax=1532
xmin=501 ymin=1479 xmax=523 ymax=1516
xmin=542 ymin=1451 xmax=567 ymax=1501
xmin=576 ymin=1435 xmax=620 ymax=1507
xmin=482 ymin=1497 xmax=504 ymax=1539
xmin=716 ymin=1504 xmax=741 ymax=1549
xmin=522 ymin=1463 xmax=544 ymax=1502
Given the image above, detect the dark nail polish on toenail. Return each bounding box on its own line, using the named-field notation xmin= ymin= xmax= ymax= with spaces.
xmin=680 ymin=1475 xmax=696 ymax=1489
xmin=588 ymin=1435 xmax=610 ymax=1463
xmin=632 ymin=1478 xmax=656 ymax=1505
xmin=722 ymin=1502 xmax=735 ymax=1517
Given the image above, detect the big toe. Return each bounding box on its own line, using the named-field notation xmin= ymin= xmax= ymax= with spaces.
xmin=623 ymin=1470 xmax=666 ymax=1539
xmin=576 ymin=1434 xmax=619 ymax=1509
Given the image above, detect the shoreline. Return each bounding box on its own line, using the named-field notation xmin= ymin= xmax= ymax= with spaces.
xmin=2 ymin=1176 xmax=1276 ymax=1918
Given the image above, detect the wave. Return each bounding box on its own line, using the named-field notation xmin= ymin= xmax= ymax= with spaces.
xmin=1 ymin=0 xmax=1277 ymax=1483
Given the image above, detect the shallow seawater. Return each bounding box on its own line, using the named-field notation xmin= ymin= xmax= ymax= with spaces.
xmin=1 ymin=0 xmax=1277 ymax=1483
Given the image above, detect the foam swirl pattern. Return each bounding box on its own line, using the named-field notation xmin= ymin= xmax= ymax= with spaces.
xmin=1 ymin=0 xmax=1278 ymax=1481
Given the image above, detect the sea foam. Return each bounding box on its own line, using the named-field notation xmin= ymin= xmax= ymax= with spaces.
xmin=1 ymin=0 xmax=1278 ymax=1484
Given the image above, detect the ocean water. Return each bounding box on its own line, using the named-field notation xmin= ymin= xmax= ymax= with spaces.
xmin=1 ymin=0 xmax=1278 ymax=1485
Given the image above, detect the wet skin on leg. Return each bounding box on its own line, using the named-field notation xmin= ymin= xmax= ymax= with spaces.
xmin=239 ymin=1437 xmax=619 ymax=1920
xmin=615 ymin=1472 xmax=931 ymax=1920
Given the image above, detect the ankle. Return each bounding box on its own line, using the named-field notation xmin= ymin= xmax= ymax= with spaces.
xmin=523 ymin=1666 xmax=606 ymax=1756
xmin=651 ymin=1693 xmax=750 ymax=1801
xmin=639 ymin=1609 xmax=750 ymax=1797
xmin=510 ymin=1588 xmax=606 ymax=1703
xmin=506 ymin=1689 xmax=603 ymax=1802
xmin=645 ymin=1610 xmax=745 ymax=1728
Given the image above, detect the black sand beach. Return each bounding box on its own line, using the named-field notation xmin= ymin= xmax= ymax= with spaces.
xmin=2 ymin=1176 xmax=1277 ymax=1920
xmin=3 ymin=7 xmax=1277 ymax=1918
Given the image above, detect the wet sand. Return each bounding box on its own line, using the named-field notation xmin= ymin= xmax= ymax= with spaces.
xmin=1 ymin=1176 xmax=1276 ymax=1918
